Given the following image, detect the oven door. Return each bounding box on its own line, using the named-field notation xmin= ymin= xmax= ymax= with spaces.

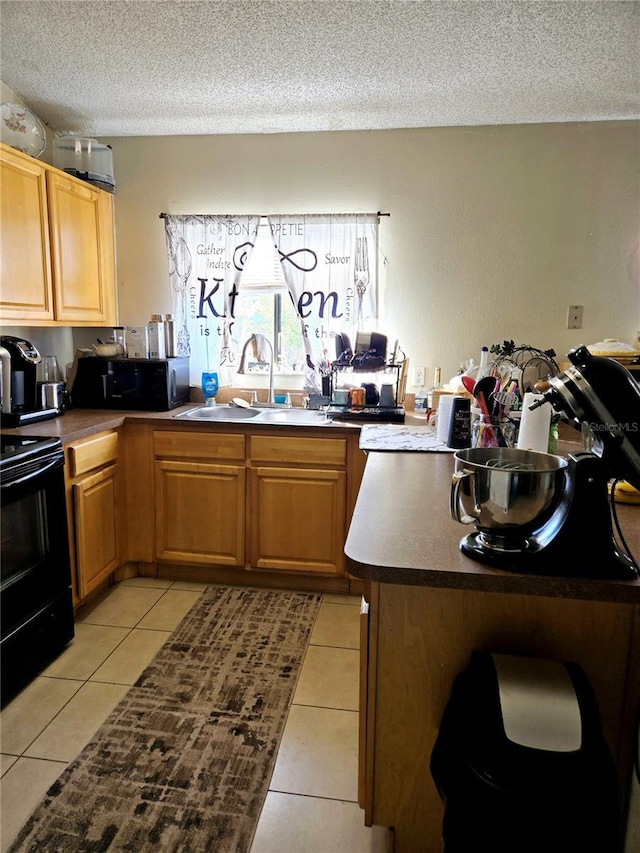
xmin=1 ymin=442 xmax=74 ymax=704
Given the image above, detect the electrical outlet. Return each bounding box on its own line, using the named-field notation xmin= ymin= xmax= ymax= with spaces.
xmin=413 ymin=367 xmax=426 ymax=386
xmin=567 ymin=305 xmax=584 ymax=329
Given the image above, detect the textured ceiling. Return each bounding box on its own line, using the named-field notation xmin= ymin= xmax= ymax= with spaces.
xmin=1 ymin=0 xmax=638 ymax=137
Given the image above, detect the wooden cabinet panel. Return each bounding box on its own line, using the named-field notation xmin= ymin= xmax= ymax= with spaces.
xmin=248 ymin=465 xmax=346 ymax=574
xmin=0 ymin=146 xmax=53 ymax=320
xmin=364 ymin=583 xmax=640 ymax=852
xmin=47 ymin=171 xmax=115 ymax=324
xmin=68 ymin=431 xmax=119 ymax=477
xmin=73 ymin=463 xmax=119 ymax=599
xmin=153 ymin=430 xmax=245 ymax=461
xmin=155 ymin=459 xmax=245 ymax=566
xmin=65 ymin=429 xmax=122 ymax=603
xmin=250 ymin=434 xmax=347 ymax=467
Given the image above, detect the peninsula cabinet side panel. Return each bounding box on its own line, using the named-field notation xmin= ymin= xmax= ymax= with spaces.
xmin=121 ymin=423 xmax=154 ymax=564
xmin=368 ymin=584 xmax=639 ymax=853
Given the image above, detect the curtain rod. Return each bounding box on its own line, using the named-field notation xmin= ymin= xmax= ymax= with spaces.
xmin=159 ymin=211 xmax=390 ymax=219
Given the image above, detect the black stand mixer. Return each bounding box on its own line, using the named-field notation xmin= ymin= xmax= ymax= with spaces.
xmin=451 ymin=346 xmax=640 ymax=580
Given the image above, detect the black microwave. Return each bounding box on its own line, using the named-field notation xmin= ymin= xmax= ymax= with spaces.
xmin=71 ymin=357 xmax=190 ymax=411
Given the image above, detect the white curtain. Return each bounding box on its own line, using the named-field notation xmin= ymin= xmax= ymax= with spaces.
xmin=164 ymin=215 xmax=260 ymax=385
xmin=267 ymin=213 xmax=379 ymax=392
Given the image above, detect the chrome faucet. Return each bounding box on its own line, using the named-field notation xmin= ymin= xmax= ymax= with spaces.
xmin=237 ymin=333 xmax=275 ymax=404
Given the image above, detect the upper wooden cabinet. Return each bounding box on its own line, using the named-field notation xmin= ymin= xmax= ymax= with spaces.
xmin=0 ymin=142 xmax=117 ymax=326
xmin=0 ymin=145 xmax=53 ymax=320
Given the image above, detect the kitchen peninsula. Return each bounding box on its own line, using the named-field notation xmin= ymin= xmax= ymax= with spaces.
xmin=345 ymin=449 xmax=640 ymax=852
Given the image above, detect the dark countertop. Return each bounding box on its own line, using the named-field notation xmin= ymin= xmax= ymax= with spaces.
xmin=0 ymin=408 xmax=181 ymax=444
xmin=0 ymin=405 xmax=360 ymax=444
xmin=345 ymin=449 xmax=640 ymax=604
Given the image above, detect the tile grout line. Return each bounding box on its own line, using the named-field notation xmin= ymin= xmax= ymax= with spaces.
xmin=1 ymin=585 xmax=180 ymax=762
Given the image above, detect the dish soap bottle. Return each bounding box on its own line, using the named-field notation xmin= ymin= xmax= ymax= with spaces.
xmin=414 ymin=385 xmax=428 ymax=413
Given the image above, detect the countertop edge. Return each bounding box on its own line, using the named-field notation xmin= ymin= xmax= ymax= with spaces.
xmin=344 ymin=554 xmax=640 ymax=603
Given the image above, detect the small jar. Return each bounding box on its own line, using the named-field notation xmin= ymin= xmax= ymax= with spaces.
xmin=472 ymin=414 xmax=516 ymax=448
xmin=349 ymin=387 xmax=365 ymax=407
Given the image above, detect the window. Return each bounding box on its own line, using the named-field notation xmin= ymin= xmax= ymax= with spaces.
xmin=232 ymin=218 xmax=306 ymax=379
xmin=164 ymin=212 xmax=379 ymax=390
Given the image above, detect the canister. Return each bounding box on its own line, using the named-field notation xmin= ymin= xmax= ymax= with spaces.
xmin=349 ymin=387 xmax=365 ymax=407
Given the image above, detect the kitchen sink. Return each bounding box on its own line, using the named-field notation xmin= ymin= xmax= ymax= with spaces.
xmin=175 ymin=405 xmax=262 ymax=422
xmin=174 ymin=404 xmax=331 ymax=425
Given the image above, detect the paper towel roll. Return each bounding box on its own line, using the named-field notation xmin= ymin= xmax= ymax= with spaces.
xmin=516 ymin=393 xmax=551 ymax=453
xmin=437 ymin=394 xmax=457 ymax=444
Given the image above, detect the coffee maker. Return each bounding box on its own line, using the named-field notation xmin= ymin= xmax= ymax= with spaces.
xmin=0 ymin=335 xmax=58 ymax=426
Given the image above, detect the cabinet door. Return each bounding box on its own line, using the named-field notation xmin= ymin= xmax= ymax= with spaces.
xmin=155 ymin=460 xmax=245 ymax=566
xmin=73 ymin=463 xmax=119 ymax=599
xmin=46 ymin=171 xmax=116 ymax=324
xmin=0 ymin=146 xmax=54 ymax=320
xmin=248 ymin=466 xmax=346 ymax=574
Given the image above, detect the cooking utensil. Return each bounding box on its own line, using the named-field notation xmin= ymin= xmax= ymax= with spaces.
xmin=354 ymin=237 xmax=370 ymax=322
xmin=461 ymin=375 xmax=476 ymax=395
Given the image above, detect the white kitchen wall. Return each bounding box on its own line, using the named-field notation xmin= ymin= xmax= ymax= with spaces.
xmin=104 ymin=122 xmax=639 ymax=384
xmin=2 ymin=80 xmax=638 ymax=384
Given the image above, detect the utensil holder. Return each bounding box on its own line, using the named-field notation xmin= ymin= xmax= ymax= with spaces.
xmin=471 ymin=413 xmax=517 ymax=448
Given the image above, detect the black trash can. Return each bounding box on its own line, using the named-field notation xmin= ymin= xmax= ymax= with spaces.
xmin=430 ymin=651 xmax=620 ymax=853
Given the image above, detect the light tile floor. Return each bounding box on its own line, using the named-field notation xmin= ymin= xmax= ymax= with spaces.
xmin=0 ymin=579 xmax=387 ymax=853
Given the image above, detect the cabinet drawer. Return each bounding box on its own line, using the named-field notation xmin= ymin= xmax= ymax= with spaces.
xmin=68 ymin=431 xmax=119 ymax=476
xmin=153 ymin=430 xmax=245 ymax=461
xmin=250 ymin=435 xmax=347 ymax=466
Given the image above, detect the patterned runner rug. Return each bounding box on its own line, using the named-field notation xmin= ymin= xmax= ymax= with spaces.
xmin=9 ymin=585 xmax=322 ymax=853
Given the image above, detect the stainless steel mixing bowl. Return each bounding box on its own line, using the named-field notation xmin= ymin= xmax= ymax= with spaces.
xmin=451 ymin=447 xmax=568 ymax=547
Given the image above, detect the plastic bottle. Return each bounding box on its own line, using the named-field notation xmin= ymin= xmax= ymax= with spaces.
xmin=477 ymin=346 xmax=489 ymax=379
xmin=414 ymin=388 xmax=428 ymax=412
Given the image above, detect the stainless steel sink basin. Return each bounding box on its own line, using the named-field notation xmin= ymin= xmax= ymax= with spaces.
xmin=174 ymin=405 xmax=331 ymax=426
xmin=175 ymin=405 xmax=262 ymax=422
xmin=254 ymin=409 xmax=328 ymax=425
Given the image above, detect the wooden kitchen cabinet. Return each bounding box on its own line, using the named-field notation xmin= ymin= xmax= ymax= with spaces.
xmin=153 ymin=431 xmax=246 ymax=567
xmin=0 ymin=142 xmax=117 ymax=326
xmin=148 ymin=427 xmax=360 ymax=581
xmin=0 ymin=145 xmax=53 ymax=320
xmin=248 ymin=434 xmax=348 ymax=575
xmin=65 ymin=430 xmax=121 ymax=601
xmin=46 ymin=170 xmax=116 ymax=323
